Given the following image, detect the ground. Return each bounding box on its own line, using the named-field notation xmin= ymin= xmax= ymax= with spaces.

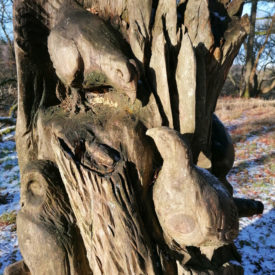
xmin=216 ymin=98 xmax=275 ymax=274
xmin=0 ymin=128 xmax=21 ymax=273
xmin=0 ymin=97 xmax=274 ymax=274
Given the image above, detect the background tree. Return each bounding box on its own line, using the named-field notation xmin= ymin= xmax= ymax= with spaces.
xmin=0 ymin=0 xmax=15 ymax=77
xmin=222 ymin=0 xmax=275 ymax=98
xmin=0 ymin=0 xmax=17 ymax=115
xmin=241 ymin=0 xmax=275 ymax=97
xmin=0 ymin=0 xmax=16 ymax=116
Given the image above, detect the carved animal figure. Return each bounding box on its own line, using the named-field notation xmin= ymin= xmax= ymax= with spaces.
xmin=147 ymin=127 xmax=239 ymax=248
xmin=211 ymin=114 xmax=235 ymax=194
xmin=4 ymin=260 xmax=30 ymax=275
xmin=48 ymin=4 xmax=138 ymax=105
xmin=211 ymin=114 xmax=264 ymax=216
xmin=15 ymin=160 xmax=91 ymax=275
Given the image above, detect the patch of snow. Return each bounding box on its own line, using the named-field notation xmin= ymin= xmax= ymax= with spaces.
xmin=2 ymin=133 xmax=15 ymax=142
xmin=0 ymin=129 xmax=21 ymax=273
xmin=0 ymin=126 xmax=15 ymax=135
xmin=0 ymin=225 xmax=21 ymax=273
xmin=236 ymin=209 xmax=275 ymax=274
xmin=224 ymin=116 xmax=275 ymax=274
xmin=196 ymin=166 xmax=230 ymax=197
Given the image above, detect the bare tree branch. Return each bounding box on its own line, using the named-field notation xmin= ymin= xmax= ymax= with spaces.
xmin=249 ymin=13 xmax=275 ymax=87
xmin=261 ymin=78 xmax=275 ymax=94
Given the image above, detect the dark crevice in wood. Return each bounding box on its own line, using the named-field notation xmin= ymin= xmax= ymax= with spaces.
xmin=14 ymin=1 xmax=50 ymax=61
xmin=177 ymin=2 xmax=187 ymax=27
xmin=209 ymin=0 xmax=230 ymax=47
xmin=149 ymin=0 xmax=159 ymax=31
xmin=191 ymin=45 xmax=208 ymax=162
xmin=118 ymin=173 xmax=132 ymax=206
xmin=162 ymin=15 xmax=180 ymax=132
xmin=148 ymin=69 xmax=169 ymax=126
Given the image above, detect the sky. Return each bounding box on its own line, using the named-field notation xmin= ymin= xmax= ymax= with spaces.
xmin=243 ymin=1 xmax=275 ymax=18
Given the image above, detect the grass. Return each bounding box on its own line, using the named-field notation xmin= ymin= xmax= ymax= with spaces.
xmin=0 ymin=211 xmax=16 ymax=226
xmin=216 ymin=97 xmax=275 ymax=144
xmin=216 ymin=97 xmax=275 ymax=122
xmin=217 ymin=97 xmax=275 ymax=200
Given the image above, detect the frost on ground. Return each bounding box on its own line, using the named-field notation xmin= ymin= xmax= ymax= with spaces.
xmin=216 ymin=98 xmax=275 ymax=275
xmin=0 ymin=98 xmax=274 ymax=274
xmin=0 ymin=130 xmax=21 ymax=274
xmin=229 ymin=133 xmax=275 ymax=274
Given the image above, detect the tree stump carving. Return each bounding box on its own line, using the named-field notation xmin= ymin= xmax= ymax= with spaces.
xmin=6 ymin=0 xmax=264 ymax=274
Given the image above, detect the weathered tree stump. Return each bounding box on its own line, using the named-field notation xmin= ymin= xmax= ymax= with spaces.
xmin=6 ymin=0 xmax=264 ymax=274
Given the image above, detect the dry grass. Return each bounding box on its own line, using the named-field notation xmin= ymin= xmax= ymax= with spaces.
xmin=0 ymin=211 xmax=16 ymax=227
xmin=216 ymin=97 xmax=275 ymax=144
xmin=216 ymin=97 xmax=275 ymax=122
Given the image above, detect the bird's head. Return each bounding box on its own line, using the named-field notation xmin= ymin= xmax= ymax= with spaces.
xmin=146 ymin=127 xmax=192 ymax=166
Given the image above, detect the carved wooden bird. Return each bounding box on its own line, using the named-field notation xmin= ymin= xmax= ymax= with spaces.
xmin=146 ymin=127 xmax=239 ymax=249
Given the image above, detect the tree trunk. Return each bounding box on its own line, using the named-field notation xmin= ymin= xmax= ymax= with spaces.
xmin=6 ymin=0 xmax=264 ymax=274
xmin=241 ymin=0 xmax=258 ymax=98
xmin=249 ymin=13 xmax=275 ymax=97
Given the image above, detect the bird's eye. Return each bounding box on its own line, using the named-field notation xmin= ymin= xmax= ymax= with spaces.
xmin=28 ymin=180 xmax=44 ymax=197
